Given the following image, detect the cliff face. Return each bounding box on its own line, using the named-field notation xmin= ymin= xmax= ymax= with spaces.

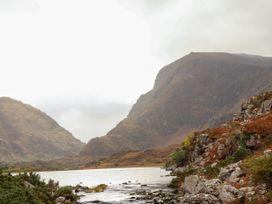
xmin=81 ymin=52 xmax=272 ymax=159
xmin=0 ymin=97 xmax=84 ymax=163
xmin=167 ymin=91 xmax=272 ymax=203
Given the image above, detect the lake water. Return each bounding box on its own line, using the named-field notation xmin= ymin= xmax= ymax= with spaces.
xmin=39 ymin=167 xmax=174 ymax=203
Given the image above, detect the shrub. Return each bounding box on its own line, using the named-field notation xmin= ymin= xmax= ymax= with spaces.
xmin=0 ymin=171 xmax=77 ymax=204
xmin=0 ymin=174 xmax=42 ymax=204
xmin=238 ymin=133 xmax=251 ymax=148
xmin=181 ymin=133 xmax=194 ymax=150
xmin=171 ymin=149 xmax=188 ymax=166
xmin=217 ymin=134 xmax=252 ymax=168
xmin=217 ymin=146 xmax=251 ymax=168
xmin=54 ymin=186 xmax=77 ymax=202
xmin=243 ymin=153 xmax=272 ymax=186
xmin=202 ymin=166 xmax=220 ymax=179
xmin=232 ymin=146 xmax=251 ymax=161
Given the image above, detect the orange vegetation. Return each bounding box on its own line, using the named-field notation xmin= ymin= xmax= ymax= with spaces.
xmin=245 ymin=112 xmax=272 ymax=135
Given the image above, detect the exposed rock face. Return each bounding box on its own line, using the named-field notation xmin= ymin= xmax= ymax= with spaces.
xmin=219 ymin=184 xmax=243 ymax=204
xmin=218 ymin=162 xmax=245 ymax=182
xmin=183 ymin=175 xmax=205 ymax=194
xmin=168 ymin=91 xmax=272 ymax=204
xmin=181 ymin=169 xmax=244 ymax=204
xmin=235 ymin=91 xmax=272 ymax=121
xmin=0 ymin=97 xmax=84 ymax=163
xmin=82 ymin=52 xmax=272 ymax=159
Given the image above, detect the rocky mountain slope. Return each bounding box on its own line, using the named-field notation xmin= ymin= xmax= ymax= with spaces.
xmin=0 ymin=97 xmax=84 ymax=163
xmin=167 ymin=91 xmax=272 ymax=203
xmin=81 ymin=52 xmax=272 ymax=159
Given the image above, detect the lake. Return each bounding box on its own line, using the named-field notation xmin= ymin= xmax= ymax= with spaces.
xmin=39 ymin=167 xmax=174 ymax=203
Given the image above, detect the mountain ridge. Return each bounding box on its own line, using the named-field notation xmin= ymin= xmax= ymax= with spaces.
xmin=0 ymin=97 xmax=84 ymax=163
xmin=81 ymin=52 xmax=272 ymax=159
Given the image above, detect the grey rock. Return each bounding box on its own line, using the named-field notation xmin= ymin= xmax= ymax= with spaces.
xmin=219 ymin=185 xmax=243 ymax=204
xmin=183 ymin=175 xmax=205 ymax=194
xmin=218 ymin=162 xmax=244 ymax=182
xmin=180 ymin=193 xmax=221 ymax=204
xmin=55 ymin=196 xmax=66 ymax=204
xmin=203 ymin=179 xmax=222 ymax=196
xmin=174 ymin=167 xmax=186 ymax=174
xmin=217 ymin=144 xmax=225 ymax=159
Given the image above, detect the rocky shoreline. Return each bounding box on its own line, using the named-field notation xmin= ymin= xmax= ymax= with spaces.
xmin=76 ymin=180 xmax=180 ymax=204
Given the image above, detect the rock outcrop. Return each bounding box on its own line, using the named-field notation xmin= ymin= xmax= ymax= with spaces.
xmin=0 ymin=97 xmax=84 ymax=163
xmin=235 ymin=91 xmax=272 ymax=121
xmin=180 ymin=167 xmax=245 ymax=203
xmin=168 ymin=91 xmax=272 ymax=203
xmin=82 ymin=52 xmax=272 ymax=159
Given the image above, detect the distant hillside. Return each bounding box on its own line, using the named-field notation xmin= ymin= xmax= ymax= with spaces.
xmin=81 ymin=52 xmax=272 ymax=159
xmin=0 ymin=97 xmax=84 ymax=163
xmin=9 ymin=144 xmax=179 ymax=171
xmin=85 ymin=144 xmax=179 ymax=168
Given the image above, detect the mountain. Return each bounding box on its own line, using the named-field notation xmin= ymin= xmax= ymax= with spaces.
xmin=0 ymin=97 xmax=84 ymax=163
xmin=81 ymin=52 xmax=272 ymax=159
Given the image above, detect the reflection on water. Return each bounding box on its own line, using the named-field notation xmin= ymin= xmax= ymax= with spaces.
xmin=39 ymin=167 xmax=174 ymax=203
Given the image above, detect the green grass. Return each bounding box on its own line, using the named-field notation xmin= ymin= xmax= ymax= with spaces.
xmin=243 ymin=153 xmax=272 ymax=186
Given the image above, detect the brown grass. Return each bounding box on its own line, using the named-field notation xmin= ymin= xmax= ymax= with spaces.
xmin=245 ymin=113 xmax=272 ymax=135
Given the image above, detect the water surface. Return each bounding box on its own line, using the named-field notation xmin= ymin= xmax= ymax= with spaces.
xmin=39 ymin=167 xmax=174 ymax=203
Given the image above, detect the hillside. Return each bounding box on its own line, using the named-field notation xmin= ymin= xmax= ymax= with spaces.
xmin=81 ymin=52 xmax=272 ymax=159
xmin=84 ymin=144 xmax=179 ymax=168
xmin=167 ymin=91 xmax=272 ymax=203
xmin=8 ymin=144 xmax=178 ymax=171
xmin=0 ymin=97 xmax=84 ymax=163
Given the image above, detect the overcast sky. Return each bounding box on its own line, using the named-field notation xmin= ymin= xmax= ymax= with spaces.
xmin=0 ymin=0 xmax=272 ymax=142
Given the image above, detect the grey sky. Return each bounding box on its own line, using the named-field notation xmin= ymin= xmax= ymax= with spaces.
xmin=0 ymin=0 xmax=272 ymax=142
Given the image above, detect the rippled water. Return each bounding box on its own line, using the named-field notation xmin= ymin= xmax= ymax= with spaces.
xmin=39 ymin=167 xmax=174 ymax=203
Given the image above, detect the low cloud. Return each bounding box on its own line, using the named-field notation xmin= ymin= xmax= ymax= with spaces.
xmin=38 ymin=98 xmax=132 ymax=143
xmin=0 ymin=0 xmax=39 ymax=13
xmin=120 ymin=0 xmax=272 ymax=61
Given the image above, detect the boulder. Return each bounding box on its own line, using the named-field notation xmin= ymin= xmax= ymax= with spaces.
xmin=219 ymin=185 xmax=243 ymax=204
xmin=203 ymin=179 xmax=222 ymax=196
xmin=183 ymin=176 xmax=222 ymax=196
xmin=55 ymin=196 xmax=66 ymax=204
xmin=183 ymin=175 xmax=205 ymax=194
xmin=218 ymin=162 xmax=244 ymax=182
